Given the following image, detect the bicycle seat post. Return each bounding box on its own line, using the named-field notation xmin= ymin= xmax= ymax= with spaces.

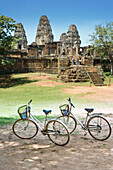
xmin=87 ymin=112 xmax=90 ymax=117
xmin=44 ymin=114 xmax=47 ymax=129
xmin=43 ymin=109 xmax=52 ymax=129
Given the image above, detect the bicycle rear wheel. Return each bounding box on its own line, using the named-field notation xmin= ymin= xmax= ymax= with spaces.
xmin=87 ymin=115 xmax=112 ymax=141
xmin=46 ymin=119 xmax=70 ymax=146
xmin=57 ymin=115 xmax=77 ymax=134
xmin=12 ymin=119 xmax=38 ymax=139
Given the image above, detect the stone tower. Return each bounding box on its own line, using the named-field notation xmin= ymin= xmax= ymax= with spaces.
xmin=35 ymin=15 xmax=54 ymax=45
xmin=60 ymin=24 xmax=81 ymax=55
xmin=14 ymin=23 xmax=27 ymax=50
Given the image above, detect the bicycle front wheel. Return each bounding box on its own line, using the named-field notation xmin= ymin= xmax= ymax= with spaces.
xmin=46 ymin=119 xmax=70 ymax=146
xmin=12 ymin=119 xmax=38 ymax=139
xmin=87 ymin=115 xmax=112 ymax=141
xmin=57 ymin=115 xmax=77 ymax=134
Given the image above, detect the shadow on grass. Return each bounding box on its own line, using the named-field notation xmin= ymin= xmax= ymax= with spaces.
xmin=0 ymin=117 xmax=19 ymax=126
xmin=0 ymin=77 xmax=38 ymax=88
xmin=0 ymin=115 xmax=57 ymax=126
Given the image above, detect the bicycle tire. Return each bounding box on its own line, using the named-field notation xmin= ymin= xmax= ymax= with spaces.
xmin=46 ymin=119 xmax=70 ymax=146
xmin=12 ymin=119 xmax=38 ymax=139
xmin=87 ymin=115 xmax=112 ymax=141
xmin=57 ymin=115 xmax=77 ymax=134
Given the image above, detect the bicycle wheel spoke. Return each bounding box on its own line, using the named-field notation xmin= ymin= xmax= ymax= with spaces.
xmin=46 ymin=120 xmax=70 ymax=146
xmin=12 ymin=119 xmax=38 ymax=139
xmin=88 ymin=116 xmax=111 ymax=141
xmin=57 ymin=115 xmax=77 ymax=134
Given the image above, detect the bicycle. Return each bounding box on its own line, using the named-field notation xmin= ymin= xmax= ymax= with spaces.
xmin=57 ymin=97 xmax=112 ymax=141
xmin=12 ymin=100 xmax=70 ymax=146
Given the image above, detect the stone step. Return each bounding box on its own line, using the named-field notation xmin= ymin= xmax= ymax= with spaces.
xmin=87 ymin=72 xmax=104 ymax=85
xmin=59 ymin=65 xmax=104 ymax=84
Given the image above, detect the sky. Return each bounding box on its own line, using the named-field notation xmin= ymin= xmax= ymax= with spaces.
xmin=0 ymin=0 xmax=113 ymax=46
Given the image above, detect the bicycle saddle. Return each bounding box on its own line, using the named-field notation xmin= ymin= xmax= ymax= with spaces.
xmin=85 ymin=108 xmax=94 ymax=113
xmin=43 ymin=110 xmax=52 ymax=115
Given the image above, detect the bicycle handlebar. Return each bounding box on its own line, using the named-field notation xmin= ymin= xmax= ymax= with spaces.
xmin=28 ymin=100 xmax=32 ymax=105
xmin=67 ymin=98 xmax=75 ymax=108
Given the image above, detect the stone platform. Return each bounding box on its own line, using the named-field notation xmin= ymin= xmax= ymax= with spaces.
xmin=58 ymin=65 xmax=105 ymax=85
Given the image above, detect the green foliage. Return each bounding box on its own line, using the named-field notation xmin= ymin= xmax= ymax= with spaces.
xmin=89 ymin=21 xmax=113 ymax=59
xmin=0 ymin=14 xmax=17 ymax=56
xmin=0 ymin=57 xmax=16 ymax=74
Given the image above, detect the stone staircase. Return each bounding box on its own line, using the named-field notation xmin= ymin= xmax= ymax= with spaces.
xmin=85 ymin=66 xmax=105 ymax=86
xmin=58 ymin=65 xmax=105 ymax=85
xmin=59 ymin=66 xmax=89 ymax=83
xmin=87 ymin=72 xmax=104 ymax=86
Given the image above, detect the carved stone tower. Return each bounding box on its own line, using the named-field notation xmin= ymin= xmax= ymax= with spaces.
xmin=60 ymin=24 xmax=81 ymax=55
xmin=14 ymin=23 xmax=27 ymax=50
xmin=35 ymin=15 xmax=54 ymax=45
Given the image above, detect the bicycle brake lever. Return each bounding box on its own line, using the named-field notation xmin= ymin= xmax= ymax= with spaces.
xmin=71 ymin=103 xmax=75 ymax=108
xmin=28 ymin=100 xmax=32 ymax=105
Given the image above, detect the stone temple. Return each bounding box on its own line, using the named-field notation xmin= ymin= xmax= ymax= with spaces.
xmin=14 ymin=15 xmax=82 ymax=58
xmin=14 ymin=23 xmax=27 ymax=50
xmin=26 ymin=15 xmax=82 ymax=57
xmin=35 ymin=15 xmax=54 ymax=45
xmin=11 ymin=15 xmax=105 ymax=85
xmin=60 ymin=24 xmax=81 ymax=55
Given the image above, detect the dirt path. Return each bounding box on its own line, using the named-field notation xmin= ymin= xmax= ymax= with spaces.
xmin=0 ymin=113 xmax=113 ymax=170
xmin=31 ymin=74 xmax=113 ymax=103
xmin=63 ymin=85 xmax=113 ymax=103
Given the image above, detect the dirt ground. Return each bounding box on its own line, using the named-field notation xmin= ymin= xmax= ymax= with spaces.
xmin=0 ymin=118 xmax=113 ymax=170
xmin=0 ymin=74 xmax=113 ymax=170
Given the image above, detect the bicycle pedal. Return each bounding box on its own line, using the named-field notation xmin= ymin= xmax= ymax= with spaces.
xmin=41 ymin=130 xmax=47 ymax=135
xmin=84 ymin=132 xmax=87 ymax=136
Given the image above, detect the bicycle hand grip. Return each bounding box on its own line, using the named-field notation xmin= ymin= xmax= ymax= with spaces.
xmin=67 ymin=97 xmax=71 ymax=102
xmin=28 ymin=100 xmax=32 ymax=105
xmin=67 ymin=97 xmax=75 ymax=108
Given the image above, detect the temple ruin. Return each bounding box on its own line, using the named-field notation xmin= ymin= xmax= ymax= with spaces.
xmin=9 ymin=15 xmax=107 ymax=85
xmin=60 ymin=24 xmax=81 ymax=56
xmin=14 ymin=23 xmax=27 ymax=50
xmin=35 ymin=15 xmax=54 ymax=45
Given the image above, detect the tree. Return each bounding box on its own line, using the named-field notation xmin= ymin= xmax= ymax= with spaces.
xmin=89 ymin=22 xmax=113 ymax=75
xmin=0 ymin=14 xmax=18 ymax=74
xmin=0 ymin=14 xmax=17 ymax=56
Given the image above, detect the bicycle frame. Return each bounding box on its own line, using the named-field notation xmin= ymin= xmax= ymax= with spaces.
xmin=27 ymin=100 xmax=51 ymax=132
xmin=69 ymin=111 xmax=88 ymax=130
xmin=25 ymin=100 xmax=70 ymax=137
xmin=28 ymin=113 xmax=44 ymax=131
xmin=68 ymin=99 xmax=92 ymax=130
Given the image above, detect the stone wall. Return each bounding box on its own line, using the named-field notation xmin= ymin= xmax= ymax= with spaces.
xmin=0 ymin=57 xmax=59 ymax=74
xmin=10 ymin=49 xmax=28 ymax=58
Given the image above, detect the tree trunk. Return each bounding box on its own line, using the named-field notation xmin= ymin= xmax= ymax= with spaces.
xmin=109 ymin=55 xmax=113 ymax=75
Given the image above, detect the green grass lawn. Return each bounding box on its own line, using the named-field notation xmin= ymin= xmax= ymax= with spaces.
xmin=0 ymin=72 xmax=113 ymax=126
